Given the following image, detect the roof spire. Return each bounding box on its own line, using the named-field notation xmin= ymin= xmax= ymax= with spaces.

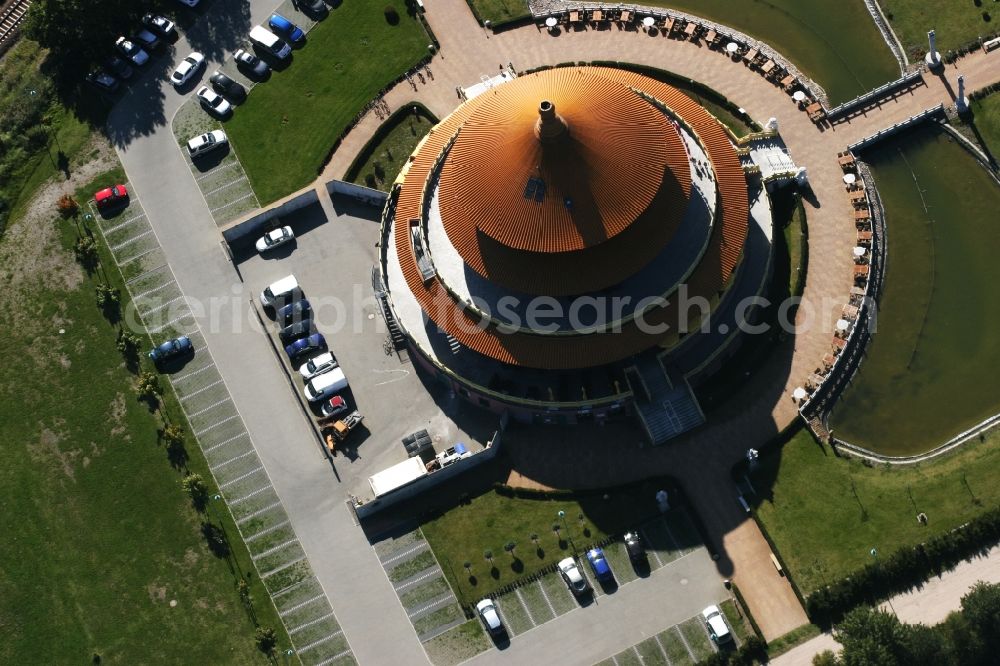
xmin=535 ymin=100 xmax=568 ymax=142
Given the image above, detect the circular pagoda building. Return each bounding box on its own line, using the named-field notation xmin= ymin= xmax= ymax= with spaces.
xmin=377 ymin=66 xmax=778 ymax=443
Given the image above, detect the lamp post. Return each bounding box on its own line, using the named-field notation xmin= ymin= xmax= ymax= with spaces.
xmin=558 ymin=510 xmax=575 ymax=554
xmin=870 ymin=547 xmax=898 ymax=617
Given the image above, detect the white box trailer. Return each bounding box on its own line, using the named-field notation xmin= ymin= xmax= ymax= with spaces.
xmin=368 ymin=457 xmax=427 ymax=498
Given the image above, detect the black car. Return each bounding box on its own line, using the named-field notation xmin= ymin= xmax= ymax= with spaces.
xmin=233 ymin=48 xmax=270 ymax=79
xmin=300 ymin=0 xmax=327 ymax=14
xmin=104 ymin=55 xmax=134 ymax=80
xmin=210 ymin=71 xmax=247 ymax=100
xmin=277 ymin=299 xmax=311 ymax=325
xmin=278 ymin=318 xmax=313 ymax=344
xmin=624 ymin=531 xmax=646 ymax=562
xmin=86 ymin=69 xmax=119 ymax=93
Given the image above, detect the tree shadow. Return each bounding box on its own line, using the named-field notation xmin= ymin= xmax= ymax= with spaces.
xmin=511 ymin=558 xmax=524 ymax=573
xmin=535 ymin=547 xmax=545 ymax=559
xmin=489 ymin=566 xmax=500 ymax=580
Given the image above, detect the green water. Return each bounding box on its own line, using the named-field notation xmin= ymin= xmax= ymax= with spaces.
xmin=649 ymin=0 xmax=899 ymax=104
xmin=830 ymin=128 xmax=1000 ymax=455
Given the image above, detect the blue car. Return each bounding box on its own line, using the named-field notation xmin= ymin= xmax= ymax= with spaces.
xmin=586 ymin=548 xmax=613 ymax=581
xmin=285 ymin=333 xmax=325 ymax=361
xmin=268 ymin=14 xmax=305 ymax=44
xmin=149 ymin=335 xmax=193 ymax=363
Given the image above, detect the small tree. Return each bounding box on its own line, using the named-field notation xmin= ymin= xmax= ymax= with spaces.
xmin=57 ymin=193 xmax=79 ymax=218
xmin=95 ymin=283 xmax=120 ymax=319
xmin=483 ymin=549 xmax=494 ymax=566
xmin=182 ymin=472 xmax=209 ymax=511
xmin=463 ymin=560 xmax=472 ymax=576
xmin=383 ymin=6 xmax=400 ymax=24
xmin=504 ymin=541 xmax=517 ymax=558
xmin=136 ymin=371 xmax=161 ymax=404
xmin=530 ymin=533 xmax=539 ymax=546
xmin=201 ymin=522 xmax=230 ymax=558
xmin=116 ymin=329 xmax=141 ymax=361
xmin=552 ymin=523 xmax=561 ymax=537
xmin=163 ymin=423 xmax=188 ymax=467
xmin=74 ymin=236 xmax=98 ymax=270
xmin=254 ymin=626 xmax=277 ymax=656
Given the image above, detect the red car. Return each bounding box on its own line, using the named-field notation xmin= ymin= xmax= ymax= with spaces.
xmin=94 ymin=184 xmax=128 ymax=208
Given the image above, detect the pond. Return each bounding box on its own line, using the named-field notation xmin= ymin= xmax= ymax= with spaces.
xmin=648 ymin=0 xmax=900 ymax=104
xmin=830 ymin=126 xmax=1000 ymax=455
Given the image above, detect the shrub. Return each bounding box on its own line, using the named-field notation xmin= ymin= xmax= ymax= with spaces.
xmin=201 ymin=522 xmax=230 ymax=558
xmin=74 ymin=236 xmax=98 ymax=269
xmin=57 ymin=193 xmax=79 ymax=218
xmin=136 ymin=371 xmax=161 ymax=401
xmin=254 ymin=626 xmax=277 ymax=655
xmin=182 ymin=473 xmax=209 ymax=511
xmin=384 ymin=6 xmax=400 ymax=24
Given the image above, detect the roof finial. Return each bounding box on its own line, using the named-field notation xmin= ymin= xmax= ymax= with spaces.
xmin=535 ymin=100 xmax=568 ymax=142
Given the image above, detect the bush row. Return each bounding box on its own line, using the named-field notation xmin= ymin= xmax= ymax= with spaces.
xmin=806 ymin=504 xmax=1000 ymax=626
xmin=942 ymin=31 xmax=1000 ymax=64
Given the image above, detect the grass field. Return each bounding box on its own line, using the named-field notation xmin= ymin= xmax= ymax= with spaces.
xmin=420 ymin=483 xmax=688 ymax=605
xmin=751 ymin=428 xmax=1000 ymax=595
xmin=971 ymin=92 xmax=1000 ymax=159
xmin=0 ymin=166 xmax=286 ymax=662
xmin=224 ymin=0 xmax=428 ymax=204
xmin=345 ymin=105 xmax=437 ymax=189
xmin=830 ymin=127 xmax=1000 ymax=454
xmin=467 ymin=0 xmax=531 ymax=24
xmin=881 ymin=0 xmax=1000 ymax=55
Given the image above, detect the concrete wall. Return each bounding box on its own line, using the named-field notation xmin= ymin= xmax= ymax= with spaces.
xmin=326 ymin=179 xmax=389 ymax=206
xmin=353 ymin=428 xmax=504 ymax=520
xmin=221 ymin=187 xmax=319 ymax=253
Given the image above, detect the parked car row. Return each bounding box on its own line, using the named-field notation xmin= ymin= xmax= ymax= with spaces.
xmin=86 ymin=13 xmax=178 ymax=93
xmin=260 ymin=275 xmax=352 ymax=414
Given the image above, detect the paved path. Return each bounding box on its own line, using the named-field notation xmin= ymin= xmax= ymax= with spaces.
xmin=103 ymin=0 xmax=1000 ymax=658
xmin=774 ymin=545 xmax=1000 ymax=665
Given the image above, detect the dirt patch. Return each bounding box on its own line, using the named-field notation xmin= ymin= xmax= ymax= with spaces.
xmin=107 ymin=392 xmax=129 ymax=440
xmin=147 ymin=583 xmax=168 ymax=603
xmin=27 ymin=425 xmax=77 ymax=481
xmin=183 ymin=548 xmax=199 ymax=567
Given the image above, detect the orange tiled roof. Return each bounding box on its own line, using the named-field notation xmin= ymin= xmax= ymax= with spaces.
xmin=391 ymin=67 xmax=749 ymax=369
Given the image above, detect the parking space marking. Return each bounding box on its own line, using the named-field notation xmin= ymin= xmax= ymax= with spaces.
xmin=611 ymin=653 xmax=619 ymax=666
xmin=235 ymin=499 xmax=282 ymax=525
xmin=148 ymin=311 xmax=194 ymax=334
xmin=125 ymin=262 xmax=169 ymax=284
xmin=393 ymin=568 xmax=440 ymax=592
xmin=209 ymin=191 xmax=255 ymax=214
xmin=536 ymin=580 xmax=558 ymax=618
xmin=203 ymin=430 xmax=248 ymax=453
xmin=140 ymin=294 xmax=186 ymax=317
xmin=278 ymin=592 xmax=327 ymax=618
xmin=103 ymin=215 xmax=146 ymax=235
xmin=172 ymin=362 xmax=217 ymax=384
xmin=316 ymin=648 xmax=352 ymax=666
xmin=194 ymin=413 xmax=240 ymax=437
xmin=219 ymin=464 xmax=265 ymax=490
xmin=110 ymin=229 xmax=154 ymax=252
xmin=132 ymin=280 xmax=177 ymax=300
xmin=380 ymin=541 xmax=429 ymax=566
xmin=252 ymin=538 xmax=300 ymax=561
xmin=212 ymin=449 xmax=256 ymax=470
xmin=674 ymin=624 xmax=696 ymax=662
xmin=195 ymin=160 xmax=241 ymax=181
xmin=289 ymin=611 xmax=337 ymax=635
xmin=203 ymin=175 xmax=249 ymax=198
xmin=245 ymin=518 xmax=291 ymax=543
xmin=641 ymin=527 xmax=666 ymax=568
xmin=228 ymin=484 xmax=271 ymax=505
xmin=118 ymin=246 xmax=161 ymax=268
xmin=662 ymin=521 xmax=682 ymax=552
xmin=298 ymin=632 xmax=342 ymax=655
xmin=407 ymin=593 xmax=457 ymax=619
xmin=514 ymin=588 xmax=536 ymax=627
xmin=654 ymin=633 xmax=672 ymax=665
xmin=187 ymin=396 xmax=233 ymax=419
xmin=261 ymin=554 xmax=307 ymax=578
xmin=180 ymin=378 xmax=225 ymax=402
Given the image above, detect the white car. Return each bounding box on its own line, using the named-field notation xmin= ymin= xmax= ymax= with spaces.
xmin=702 ymin=605 xmax=733 ymax=644
xmin=557 ymin=557 xmax=590 ymax=596
xmin=256 ymin=226 xmax=294 ymax=253
xmin=115 ymin=37 xmax=149 ymax=66
xmin=299 ymin=351 xmax=337 ymax=380
xmin=475 ymin=599 xmax=504 ymax=637
xmin=197 ymin=86 xmax=232 ymax=117
xmin=187 ymin=129 xmax=227 ymax=158
xmin=171 ymin=52 xmax=205 ymax=86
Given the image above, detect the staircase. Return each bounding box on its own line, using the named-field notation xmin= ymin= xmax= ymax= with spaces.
xmin=372 ymin=266 xmax=406 ymax=351
xmin=628 ymin=359 xmax=706 ymax=445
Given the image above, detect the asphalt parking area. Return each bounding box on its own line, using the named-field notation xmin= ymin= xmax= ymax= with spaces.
xmin=595 ymin=613 xmax=720 ymax=666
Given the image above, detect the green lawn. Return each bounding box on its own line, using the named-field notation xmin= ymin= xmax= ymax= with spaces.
xmin=421 ymin=483 xmax=676 ymax=606
xmin=882 ymin=0 xmax=1000 ymax=56
xmin=751 ymin=428 xmax=1000 ymax=595
xmin=224 ymin=0 xmax=429 ymax=204
xmin=971 ymin=92 xmax=1000 ymax=160
xmin=0 ymin=167 xmax=286 ymax=663
xmin=345 ymin=105 xmax=437 ymax=189
xmin=467 ymin=0 xmax=531 ymax=24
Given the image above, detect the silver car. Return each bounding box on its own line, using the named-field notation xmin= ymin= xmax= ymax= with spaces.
xmin=299 ymin=352 xmax=337 ymax=380
xmin=197 ymin=86 xmax=232 ymax=117
xmin=558 ymin=557 xmax=590 ymax=596
xmin=171 ymin=52 xmax=205 ymax=87
xmin=256 ymin=226 xmax=294 ymax=253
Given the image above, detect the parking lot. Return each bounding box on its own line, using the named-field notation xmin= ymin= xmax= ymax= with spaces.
xmin=232 ymin=194 xmax=500 ymax=494
xmin=93 ymin=194 xmax=356 ymax=666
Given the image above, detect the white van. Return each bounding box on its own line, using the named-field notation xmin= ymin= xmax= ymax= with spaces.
xmin=304 ymin=367 xmax=348 ymax=402
xmin=249 ymin=25 xmax=291 ymax=60
xmin=260 ymin=274 xmax=299 ymax=307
